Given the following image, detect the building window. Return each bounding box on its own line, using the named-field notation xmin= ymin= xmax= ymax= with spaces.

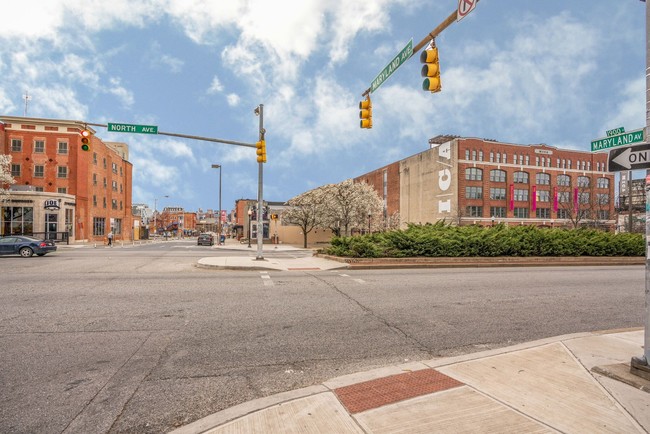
xmin=112 ymin=199 xmax=118 ymax=210
xmin=597 ymin=178 xmax=609 ymax=189
xmin=568 ymin=160 xmax=572 ymax=169
xmin=466 ymin=206 xmax=483 ymax=217
xmin=557 ymin=174 xmax=571 ymax=187
xmin=513 ymin=207 xmax=529 ymax=218
xmin=537 ymin=190 xmax=550 ymax=202
xmin=58 ymin=141 xmax=68 ymax=154
xmin=34 ymin=165 xmax=44 ymax=178
xmin=465 ymin=149 xmax=470 ymax=160
xmin=57 ymin=187 xmax=67 ymax=194
xmin=11 ymin=139 xmax=22 ymax=152
xmin=465 ymin=167 xmax=483 ymax=181
xmin=536 ymin=156 xmax=540 ymax=166
xmin=490 ymin=169 xmax=506 ymax=183
xmin=525 ymin=155 xmax=530 ymax=165
xmin=558 ymin=191 xmax=570 ymax=203
xmin=579 ymin=210 xmax=591 ymax=219
xmin=496 ymin=153 xmax=501 ymax=163
xmin=103 ymin=197 xmax=107 ymax=209
xmin=513 ymin=171 xmax=529 ymax=184
xmin=93 ymin=153 xmax=98 ymax=164
xmin=103 ymin=177 xmax=107 ymax=188
xmin=114 ymin=218 xmax=122 ymax=235
xmin=490 ymin=187 xmax=506 ymax=200
xmin=490 ymin=206 xmax=506 ymax=218
xmin=489 ymin=152 xmax=494 ymax=162
xmin=471 ymin=150 xmax=477 ymax=161
xmin=11 ymin=164 xmax=20 ymax=177
xmin=93 ymin=217 xmax=106 ymax=236
xmin=514 ymin=189 xmax=529 ymax=201
xmin=478 ymin=151 xmax=483 ymax=161
xmin=465 ymin=186 xmax=483 ymax=199
xmin=536 ymin=208 xmax=551 ymax=219
xmin=536 ymin=173 xmax=550 ymax=185
xmin=577 ymin=176 xmax=590 ymax=188
xmin=103 ymin=158 xmax=107 ymax=169
xmin=1 ymin=206 xmax=34 ymax=235
xmin=558 ymin=209 xmax=570 ymax=219
xmin=34 ymin=187 xmax=44 ymax=192
xmin=502 ymin=153 xmax=507 ymax=164
xmin=596 ymin=193 xmax=609 ymax=205
xmin=34 ymin=140 xmax=45 ymax=153
xmin=93 ymin=174 xmax=97 ymax=186
xmin=93 ymin=195 xmax=97 ymax=206
xmin=597 ymin=210 xmax=610 ymax=220
xmin=578 ymin=192 xmax=590 ymax=204
xmin=112 ymin=180 xmax=118 ymax=191
xmin=112 ymin=162 xmax=118 ymax=174
xmin=57 ymin=166 xmax=68 ymax=178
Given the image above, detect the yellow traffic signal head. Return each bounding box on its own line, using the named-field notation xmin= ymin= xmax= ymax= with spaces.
xmin=420 ymin=47 xmax=441 ymax=93
xmin=80 ymin=129 xmax=91 ymax=151
xmin=359 ymin=98 xmax=372 ymax=129
xmin=256 ymin=140 xmax=267 ymax=163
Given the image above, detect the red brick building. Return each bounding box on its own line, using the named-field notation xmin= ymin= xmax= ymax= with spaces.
xmin=1 ymin=116 xmax=133 ymax=242
xmin=355 ymin=136 xmax=615 ymax=229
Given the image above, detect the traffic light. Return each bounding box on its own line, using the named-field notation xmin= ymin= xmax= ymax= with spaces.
xmin=359 ymin=97 xmax=372 ymax=129
xmin=256 ymin=140 xmax=267 ymax=163
xmin=420 ymin=46 xmax=441 ymax=93
xmin=80 ymin=129 xmax=92 ymax=151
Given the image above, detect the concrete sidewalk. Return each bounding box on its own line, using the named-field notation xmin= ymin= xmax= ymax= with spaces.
xmin=171 ymin=329 xmax=650 ymax=434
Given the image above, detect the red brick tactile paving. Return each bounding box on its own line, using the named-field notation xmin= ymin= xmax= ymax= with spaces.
xmin=334 ymin=368 xmax=464 ymax=414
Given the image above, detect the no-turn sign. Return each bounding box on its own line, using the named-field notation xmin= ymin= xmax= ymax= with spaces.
xmin=457 ymin=0 xmax=477 ymax=21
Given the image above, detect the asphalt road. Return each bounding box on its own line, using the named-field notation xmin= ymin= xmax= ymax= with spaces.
xmin=0 ymin=240 xmax=645 ymax=433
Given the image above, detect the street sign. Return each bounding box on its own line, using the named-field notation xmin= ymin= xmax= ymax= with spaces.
xmin=591 ymin=127 xmax=644 ymax=152
xmin=608 ymin=143 xmax=650 ymax=172
xmin=370 ymin=39 xmax=413 ymax=93
xmin=107 ymin=122 xmax=158 ymax=135
xmin=457 ymin=0 xmax=478 ymax=21
xmin=606 ymin=127 xmax=625 ymax=137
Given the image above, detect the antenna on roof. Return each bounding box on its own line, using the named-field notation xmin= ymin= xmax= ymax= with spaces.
xmin=23 ymin=90 xmax=32 ymax=116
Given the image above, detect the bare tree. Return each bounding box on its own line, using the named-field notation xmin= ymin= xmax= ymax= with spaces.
xmin=0 ymin=155 xmax=16 ymax=202
xmin=556 ymin=176 xmax=611 ymax=229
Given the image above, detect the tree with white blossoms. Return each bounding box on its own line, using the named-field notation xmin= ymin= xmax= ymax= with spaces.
xmin=320 ymin=180 xmax=384 ymax=236
xmin=0 ymin=154 xmax=16 ymax=202
xmin=282 ymin=185 xmax=329 ymax=248
xmin=283 ymin=179 xmax=385 ymax=247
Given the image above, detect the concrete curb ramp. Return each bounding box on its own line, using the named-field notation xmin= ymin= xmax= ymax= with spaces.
xmin=171 ymin=329 xmax=649 ymax=434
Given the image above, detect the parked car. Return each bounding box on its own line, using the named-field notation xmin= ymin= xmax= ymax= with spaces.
xmin=197 ymin=233 xmax=214 ymax=246
xmin=0 ymin=235 xmax=57 ymax=257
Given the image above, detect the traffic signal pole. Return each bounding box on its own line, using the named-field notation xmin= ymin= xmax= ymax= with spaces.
xmin=631 ymin=0 xmax=650 ymax=379
xmin=255 ymin=104 xmax=265 ymax=261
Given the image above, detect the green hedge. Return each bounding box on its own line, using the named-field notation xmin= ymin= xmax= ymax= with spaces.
xmin=324 ymin=222 xmax=645 ymax=258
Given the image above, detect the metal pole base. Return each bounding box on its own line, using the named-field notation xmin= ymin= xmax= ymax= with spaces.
xmin=631 ymin=356 xmax=650 ymax=381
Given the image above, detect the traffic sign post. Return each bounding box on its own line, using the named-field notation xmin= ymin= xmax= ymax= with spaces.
xmin=108 ymin=122 xmax=158 ymax=135
xmin=607 ymin=143 xmax=650 ymax=172
xmin=591 ymin=128 xmax=645 ymax=152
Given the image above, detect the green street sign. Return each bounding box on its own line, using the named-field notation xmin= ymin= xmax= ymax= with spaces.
xmin=108 ymin=122 xmax=158 ymax=135
xmin=370 ymin=39 xmax=413 ymax=93
xmin=591 ymin=128 xmax=644 ymax=152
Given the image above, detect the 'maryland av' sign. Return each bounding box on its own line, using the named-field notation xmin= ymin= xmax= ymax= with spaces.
xmin=370 ymin=39 xmax=413 ymax=93
xmin=591 ymin=128 xmax=644 ymax=152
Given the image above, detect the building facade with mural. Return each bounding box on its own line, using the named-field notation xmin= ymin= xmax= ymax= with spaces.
xmin=355 ymin=136 xmax=615 ymax=230
xmin=1 ymin=116 xmax=134 ymax=243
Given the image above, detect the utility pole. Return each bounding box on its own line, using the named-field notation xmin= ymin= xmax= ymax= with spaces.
xmin=631 ymin=0 xmax=650 ymax=378
xmin=255 ymin=104 xmax=265 ymax=260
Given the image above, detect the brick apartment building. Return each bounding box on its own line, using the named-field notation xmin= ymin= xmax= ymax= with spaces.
xmin=355 ymin=136 xmax=615 ymax=229
xmin=1 ymin=116 xmax=133 ymax=242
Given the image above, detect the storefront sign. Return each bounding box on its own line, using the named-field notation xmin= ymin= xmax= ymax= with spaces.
xmin=44 ymin=199 xmax=60 ymax=210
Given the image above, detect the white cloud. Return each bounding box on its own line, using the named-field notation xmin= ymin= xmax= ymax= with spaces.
xmin=207 ymin=76 xmax=224 ymax=94
xmin=227 ymin=94 xmax=240 ymax=106
xmin=601 ymin=75 xmax=645 ymax=134
xmin=108 ymin=77 xmax=135 ymax=108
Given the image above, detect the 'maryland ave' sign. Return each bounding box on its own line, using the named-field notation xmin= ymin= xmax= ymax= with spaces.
xmin=370 ymin=39 xmax=413 ymax=93
xmin=591 ymin=128 xmax=644 ymax=152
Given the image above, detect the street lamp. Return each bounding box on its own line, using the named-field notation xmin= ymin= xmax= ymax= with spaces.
xmin=211 ymin=164 xmax=222 ymax=239
xmin=247 ymin=208 xmax=253 ymax=248
xmin=153 ymin=195 xmax=169 ymax=237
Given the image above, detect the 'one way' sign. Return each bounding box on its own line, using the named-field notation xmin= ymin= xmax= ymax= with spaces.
xmin=608 ymin=143 xmax=650 ymax=172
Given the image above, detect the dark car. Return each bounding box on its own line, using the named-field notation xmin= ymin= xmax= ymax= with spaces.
xmin=0 ymin=235 xmax=57 ymax=257
xmin=197 ymin=233 xmax=214 ymax=246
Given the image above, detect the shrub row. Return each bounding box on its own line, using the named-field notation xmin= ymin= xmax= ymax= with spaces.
xmin=324 ymin=222 xmax=645 ymax=258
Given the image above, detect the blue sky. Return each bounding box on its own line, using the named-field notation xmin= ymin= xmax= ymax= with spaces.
xmin=0 ymin=0 xmax=646 ymax=213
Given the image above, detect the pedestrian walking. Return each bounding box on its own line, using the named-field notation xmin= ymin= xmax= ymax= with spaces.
xmin=107 ymin=231 xmax=113 ymax=247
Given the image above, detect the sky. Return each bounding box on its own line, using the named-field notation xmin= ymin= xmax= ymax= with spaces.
xmin=0 ymin=0 xmax=646 ymax=214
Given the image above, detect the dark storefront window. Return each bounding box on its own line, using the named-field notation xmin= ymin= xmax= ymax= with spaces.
xmin=1 ymin=206 xmax=34 ymax=236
